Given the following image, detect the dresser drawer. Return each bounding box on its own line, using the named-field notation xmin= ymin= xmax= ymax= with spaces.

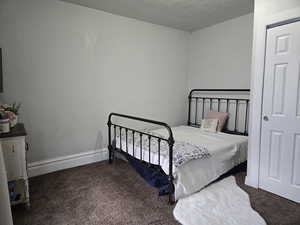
xmin=1 ymin=138 xmax=26 ymax=181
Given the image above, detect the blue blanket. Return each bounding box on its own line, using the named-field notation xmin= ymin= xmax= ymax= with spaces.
xmin=123 ymin=152 xmax=171 ymax=196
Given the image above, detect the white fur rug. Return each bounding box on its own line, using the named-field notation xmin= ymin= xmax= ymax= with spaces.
xmin=173 ymin=176 xmax=266 ymax=225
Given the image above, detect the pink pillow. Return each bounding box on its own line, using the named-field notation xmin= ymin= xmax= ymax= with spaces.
xmin=205 ymin=111 xmax=229 ymax=132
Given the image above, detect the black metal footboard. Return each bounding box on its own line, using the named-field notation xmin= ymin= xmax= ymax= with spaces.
xmin=107 ymin=113 xmax=175 ymax=203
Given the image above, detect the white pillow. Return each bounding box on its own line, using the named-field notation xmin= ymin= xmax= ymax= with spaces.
xmin=200 ymin=119 xmax=219 ymax=133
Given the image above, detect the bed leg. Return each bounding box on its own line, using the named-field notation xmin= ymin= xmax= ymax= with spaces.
xmin=107 ymin=119 xmax=114 ymax=164
xmin=168 ymin=181 xmax=175 ymax=205
xmin=168 ymin=193 xmax=174 ymax=205
xmin=108 ymin=139 xmax=116 ymax=164
xmin=168 ymin=137 xmax=175 ymax=205
xmin=108 ymin=145 xmax=113 ymax=164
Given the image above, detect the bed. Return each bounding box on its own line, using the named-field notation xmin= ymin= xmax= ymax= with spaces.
xmin=107 ymin=89 xmax=250 ymax=203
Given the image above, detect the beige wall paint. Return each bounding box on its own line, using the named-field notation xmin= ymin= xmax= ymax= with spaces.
xmin=188 ymin=14 xmax=254 ymax=90
xmin=0 ymin=0 xmax=255 ymax=165
xmin=0 ymin=0 xmax=189 ymax=163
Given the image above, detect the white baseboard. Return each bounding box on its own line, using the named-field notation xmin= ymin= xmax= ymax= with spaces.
xmin=28 ymin=148 xmax=108 ymax=178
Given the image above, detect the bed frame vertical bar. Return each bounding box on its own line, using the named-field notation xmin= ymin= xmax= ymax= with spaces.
xmin=126 ymin=128 xmax=128 ymax=153
xmin=114 ymin=125 xmax=116 ymax=143
xmin=140 ymin=133 xmax=143 ymax=160
xmin=202 ymin=99 xmax=205 ymax=120
xmin=235 ymin=100 xmax=238 ymax=132
xmin=168 ymin=136 xmax=175 ymax=204
xmin=148 ymin=136 xmax=151 ymax=164
xmin=158 ymin=139 xmax=161 ymax=166
xmin=119 ymin=127 xmax=122 ymax=149
xmin=132 ymin=131 xmax=135 ymax=157
xmin=226 ymin=99 xmax=229 ymax=113
xmin=245 ymin=100 xmax=249 ymax=135
xmin=188 ymin=93 xmax=192 ymax=126
xmin=195 ymin=98 xmax=198 ymax=124
xmin=107 ymin=119 xmax=113 ymax=164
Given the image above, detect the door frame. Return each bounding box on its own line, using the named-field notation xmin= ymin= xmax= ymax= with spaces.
xmin=246 ymin=7 xmax=300 ymax=188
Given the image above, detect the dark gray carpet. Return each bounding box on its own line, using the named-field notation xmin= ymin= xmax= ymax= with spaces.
xmin=12 ymin=160 xmax=300 ymax=225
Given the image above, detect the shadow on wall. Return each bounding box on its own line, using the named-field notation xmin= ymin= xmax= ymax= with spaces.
xmin=95 ymin=130 xmax=104 ymax=150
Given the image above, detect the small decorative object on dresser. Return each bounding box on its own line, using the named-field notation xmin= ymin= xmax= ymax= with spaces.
xmin=0 ymin=123 xmax=30 ymax=208
xmin=0 ymin=111 xmax=10 ymax=133
xmin=1 ymin=102 xmax=21 ymax=128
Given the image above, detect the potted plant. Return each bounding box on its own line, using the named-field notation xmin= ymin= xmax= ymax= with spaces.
xmin=0 ymin=110 xmax=10 ymax=133
xmin=1 ymin=102 xmax=21 ymax=127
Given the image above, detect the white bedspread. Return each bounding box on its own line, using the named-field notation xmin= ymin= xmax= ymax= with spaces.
xmin=116 ymin=125 xmax=248 ymax=200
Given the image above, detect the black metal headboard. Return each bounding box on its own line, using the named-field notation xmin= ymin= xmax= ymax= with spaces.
xmin=187 ymin=89 xmax=250 ymax=135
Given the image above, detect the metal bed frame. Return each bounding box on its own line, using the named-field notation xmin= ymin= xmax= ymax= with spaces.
xmin=107 ymin=89 xmax=250 ymax=204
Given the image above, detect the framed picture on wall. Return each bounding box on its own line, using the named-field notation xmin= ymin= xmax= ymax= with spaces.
xmin=0 ymin=48 xmax=3 ymax=93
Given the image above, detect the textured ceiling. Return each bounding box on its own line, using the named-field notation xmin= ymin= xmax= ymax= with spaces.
xmin=61 ymin=0 xmax=254 ymax=31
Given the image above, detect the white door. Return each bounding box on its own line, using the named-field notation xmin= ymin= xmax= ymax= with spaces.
xmin=259 ymin=21 xmax=300 ymax=203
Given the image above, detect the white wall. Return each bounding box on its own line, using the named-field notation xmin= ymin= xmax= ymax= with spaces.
xmin=247 ymin=0 xmax=300 ymax=188
xmin=0 ymin=0 xmax=189 ymax=163
xmin=188 ymin=14 xmax=254 ymax=90
xmin=254 ymin=0 xmax=300 ymax=17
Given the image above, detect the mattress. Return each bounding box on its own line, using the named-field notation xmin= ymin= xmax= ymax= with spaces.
xmin=116 ymin=125 xmax=248 ymax=200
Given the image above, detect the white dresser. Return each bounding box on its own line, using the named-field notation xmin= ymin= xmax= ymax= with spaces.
xmin=0 ymin=124 xmax=30 ymax=208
